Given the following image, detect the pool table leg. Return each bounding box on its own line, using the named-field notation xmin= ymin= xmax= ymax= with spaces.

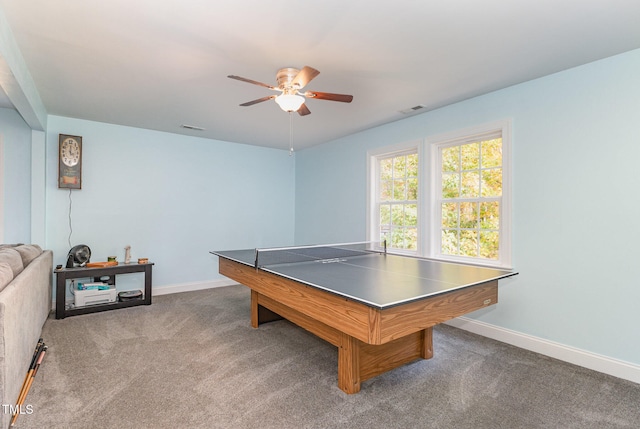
xmin=422 ymin=327 xmax=433 ymax=359
xmin=338 ymin=332 xmax=361 ymax=394
xmin=338 ymin=327 xmax=433 ymax=394
xmin=251 ymin=290 xmax=283 ymax=328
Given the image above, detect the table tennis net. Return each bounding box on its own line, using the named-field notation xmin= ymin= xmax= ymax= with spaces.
xmin=254 ymin=241 xmax=386 ymax=268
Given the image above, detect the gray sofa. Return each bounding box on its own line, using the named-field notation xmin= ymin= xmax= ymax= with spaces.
xmin=0 ymin=244 xmax=52 ymax=428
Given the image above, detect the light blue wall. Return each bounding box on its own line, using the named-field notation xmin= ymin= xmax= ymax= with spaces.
xmin=295 ymin=49 xmax=640 ymax=365
xmin=46 ymin=116 xmax=295 ymax=293
xmin=0 ymin=107 xmax=32 ymax=242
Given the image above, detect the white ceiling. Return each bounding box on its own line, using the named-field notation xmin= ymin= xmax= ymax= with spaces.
xmin=1 ymin=0 xmax=639 ymax=150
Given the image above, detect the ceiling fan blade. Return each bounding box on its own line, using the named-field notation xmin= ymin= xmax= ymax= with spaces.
xmin=239 ymin=95 xmax=276 ymax=106
xmin=297 ymin=103 xmax=311 ymax=116
xmin=304 ymin=91 xmax=353 ymax=103
xmin=228 ymin=75 xmax=277 ymax=90
xmin=291 ymin=66 xmax=320 ymax=89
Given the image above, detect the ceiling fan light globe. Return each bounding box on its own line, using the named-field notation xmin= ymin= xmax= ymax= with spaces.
xmin=275 ymin=94 xmax=305 ymax=112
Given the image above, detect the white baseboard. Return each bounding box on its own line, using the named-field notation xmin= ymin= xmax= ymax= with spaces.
xmin=151 ymin=279 xmax=237 ymax=296
xmin=446 ymin=317 xmax=640 ymax=385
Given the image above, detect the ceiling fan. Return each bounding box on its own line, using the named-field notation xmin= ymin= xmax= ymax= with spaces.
xmin=228 ymin=66 xmax=353 ymax=116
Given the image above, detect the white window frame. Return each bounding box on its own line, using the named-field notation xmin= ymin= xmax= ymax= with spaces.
xmin=366 ymin=120 xmax=512 ymax=268
xmin=428 ymin=119 xmax=512 ymax=268
xmin=366 ymin=140 xmax=423 ymax=256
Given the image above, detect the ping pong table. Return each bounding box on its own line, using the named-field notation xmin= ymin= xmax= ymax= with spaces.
xmin=212 ymin=242 xmax=516 ymax=394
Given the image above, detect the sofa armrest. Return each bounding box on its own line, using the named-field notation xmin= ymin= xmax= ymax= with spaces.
xmin=0 ymin=250 xmax=52 ymax=428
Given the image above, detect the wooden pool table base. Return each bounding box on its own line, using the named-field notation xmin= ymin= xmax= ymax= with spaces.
xmin=252 ymin=289 xmax=433 ymax=393
xmin=219 ymin=257 xmax=498 ymax=394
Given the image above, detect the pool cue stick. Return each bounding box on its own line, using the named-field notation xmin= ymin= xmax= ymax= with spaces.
xmin=15 ymin=341 xmax=44 ymax=406
xmin=13 ymin=339 xmax=44 ymax=410
xmin=10 ymin=345 xmax=47 ymax=427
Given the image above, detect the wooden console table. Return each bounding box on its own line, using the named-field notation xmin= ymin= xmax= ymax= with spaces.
xmin=55 ymin=262 xmax=153 ymax=319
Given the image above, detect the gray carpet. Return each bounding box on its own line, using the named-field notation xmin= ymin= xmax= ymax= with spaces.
xmin=14 ymin=286 xmax=640 ymax=429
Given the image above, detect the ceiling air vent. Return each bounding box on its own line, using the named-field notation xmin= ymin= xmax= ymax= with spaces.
xmin=400 ymin=104 xmax=426 ymax=114
xmin=181 ymin=124 xmax=205 ymax=131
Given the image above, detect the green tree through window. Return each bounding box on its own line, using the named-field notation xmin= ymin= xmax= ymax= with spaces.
xmin=378 ymin=152 xmax=418 ymax=251
xmin=440 ymin=138 xmax=502 ymax=259
xmin=368 ymin=120 xmax=511 ymax=267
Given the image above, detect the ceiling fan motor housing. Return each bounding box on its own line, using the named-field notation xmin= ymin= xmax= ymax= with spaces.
xmin=277 ymin=68 xmax=301 ymax=90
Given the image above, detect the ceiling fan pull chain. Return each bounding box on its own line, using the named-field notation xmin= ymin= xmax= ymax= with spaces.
xmin=289 ymin=112 xmax=294 ymax=156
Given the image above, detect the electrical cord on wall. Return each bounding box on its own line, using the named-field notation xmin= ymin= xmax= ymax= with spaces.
xmin=68 ymin=188 xmax=73 ymax=248
xmin=67 ymin=189 xmax=76 ymax=303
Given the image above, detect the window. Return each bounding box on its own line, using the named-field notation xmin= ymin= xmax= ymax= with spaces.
xmin=368 ymin=120 xmax=511 ymax=267
xmin=378 ymin=151 xmax=419 ymax=251
xmin=368 ymin=142 xmax=420 ymax=254
xmin=437 ymin=135 xmax=504 ymax=262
